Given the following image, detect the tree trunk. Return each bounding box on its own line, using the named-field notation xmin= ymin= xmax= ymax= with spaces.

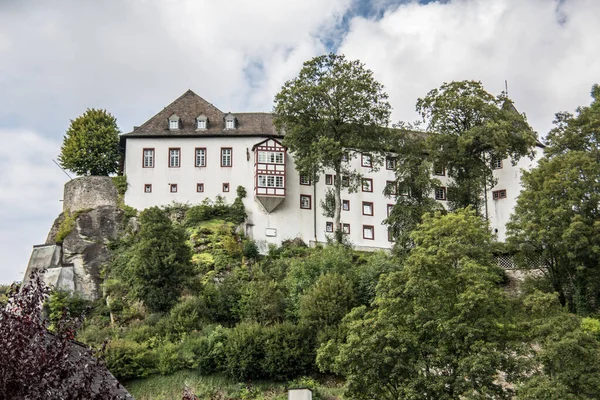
xmin=334 ymin=163 xmax=342 ymax=242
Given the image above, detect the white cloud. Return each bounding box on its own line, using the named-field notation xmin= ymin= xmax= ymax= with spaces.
xmin=338 ymin=0 xmax=600 ymax=136
xmin=0 ymin=130 xmax=66 ymax=283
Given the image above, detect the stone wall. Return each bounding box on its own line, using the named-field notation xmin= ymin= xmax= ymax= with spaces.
xmin=63 ymin=176 xmax=118 ymax=213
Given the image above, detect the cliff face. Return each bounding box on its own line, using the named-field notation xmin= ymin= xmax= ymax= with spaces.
xmin=25 ymin=177 xmax=126 ymax=300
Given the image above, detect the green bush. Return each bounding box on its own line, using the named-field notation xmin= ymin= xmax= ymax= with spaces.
xmin=178 ymin=326 xmax=227 ymax=373
xmin=47 ymin=290 xmax=90 ymax=329
xmin=261 ymin=322 xmax=315 ymax=380
xmin=223 ymin=322 xmax=265 ymax=380
xmin=55 ymin=211 xmax=76 ymax=244
xmin=168 ymin=296 xmax=204 ymax=337
xmin=156 ymin=342 xmax=187 ymax=375
xmin=105 ymin=339 xmax=156 ymax=380
xmin=238 ymin=279 xmax=286 ymax=324
xmin=185 ymin=191 xmax=247 ymax=226
xmin=299 ymin=273 xmax=356 ymax=329
xmin=112 ymin=175 xmax=128 ymax=196
xmin=582 ymin=317 xmax=600 ymax=340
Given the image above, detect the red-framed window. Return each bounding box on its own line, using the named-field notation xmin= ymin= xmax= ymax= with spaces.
xmin=143 ymin=148 xmax=154 ymax=168
xmin=197 ymin=183 xmax=204 ymax=192
xmin=300 ymin=194 xmax=311 ymax=209
xmin=385 ymin=180 xmax=397 ymax=196
xmin=144 ymin=184 xmax=152 ymax=193
xmin=342 ymin=199 xmax=350 ymax=211
xmin=433 ymin=163 xmax=445 ymax=176
xmin=222 ymin=183 xmax=230 ymax=192
xmin=362 ymin=178 xmax=373 ymax=192
xmin=169 ymin=148 xmax=181 ymax=168
xmin=387 ymin=204 xmax=394 ymax=216
xmin=362 ymin=201 xmax=374 ymax=216
xmin=342 ymin=223 xmax=350 ymax=234
xmin=363 ymin=225 xmax=374 ymax=240
xmin=326 ymin=222 xmax=334 ymax=233
xmin=435 ymin=186 xmax=447 ymax=200
xmin=221 ymin=147 xmax=232 ymax=167
xmin=361 ymin=154 xmax=372 ymax=167
xmin=325 ymin=174 xmax=333 ymax=185
xmin=492 ymin=157 xmax=503 ymax=169
xmin=195 ymin=147 xmax=207 ymax=167
xmin=386 ymin=156 xmax=396 ymax=170
xmin=300 ymin=175 xmax=311 ymax=185
xmin=169 ymin=183 xmax=178 ymax=193
xmin=493 ymin=189 xmax=507 ymax=200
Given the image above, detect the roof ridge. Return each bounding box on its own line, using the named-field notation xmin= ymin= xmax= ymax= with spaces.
xmin=133 ymin=90 xmax=224 ymax=132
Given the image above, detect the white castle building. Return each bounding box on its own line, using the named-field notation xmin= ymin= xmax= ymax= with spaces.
xmin=121 ymin=90 xmax=543 ymax=251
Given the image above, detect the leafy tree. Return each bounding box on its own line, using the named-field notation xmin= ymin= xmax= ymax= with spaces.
xmin=507 ymin=85 xmax=600 ymax=314
xmin=274 ymin=53 xmax=392 ymax=237
xmin=59 ymin=108 xmax=121 ymax=176
xmin=0 ymin=272 xmax=126 ymax=399
xmin=324 ymin=209 xmax=522 ymax=399
xmin=385 ymin=128 xmax=443 ymax=254
xmin=120 ymin=207 xmax=194 ymax=312
xmin=417 ymin=80 xmax=537 ymax=213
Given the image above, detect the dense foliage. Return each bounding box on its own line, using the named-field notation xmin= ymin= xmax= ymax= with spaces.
xmin=508 ymin=84 xmax=600 ymax=314
xmin=417 ymin=80 xmax=537 ymax=213
xmin=274 ymin=53 xmax=392 ymax=237
xmin=58 ymin=108 xmax=121 ymax=176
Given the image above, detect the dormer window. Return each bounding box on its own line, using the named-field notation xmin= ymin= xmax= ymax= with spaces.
xmin=224 ymin=113 xmax=236 ymax=129
xmin=168 ymin=114 xmax=180 ymax=130
xmin=196 ymin=114 xmax=208 ymax=130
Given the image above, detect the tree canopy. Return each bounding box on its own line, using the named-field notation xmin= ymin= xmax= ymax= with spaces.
xmin=417 ymin=80 xmax=537 ymax=213
xmin=59 ymin=108 xmax=121 ymax=176
xmin=508 ymin=84 xmax=600 ymax=314
xmin=274 ymin=53 xmax=392 ymax=236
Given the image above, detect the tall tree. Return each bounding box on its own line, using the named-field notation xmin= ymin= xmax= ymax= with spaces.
xmin=385 ymin=127 xmax=443 ymax=255
xmin=59 ymin=108 xmax=121 ymax=176
xmin=118 ymin=207 xmax=193 ymax=312
xmin=274 ymin=53 xmax=392 ymax=237
xmin=507 ymin=84 xmax=600 ymax=314
xmin=322 ymin=209 xmax=523 ymax=399
xmin=417 ymin=80 xmax=537 ymax=213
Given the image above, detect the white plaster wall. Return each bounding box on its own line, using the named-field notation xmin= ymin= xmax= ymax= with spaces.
xmin=124 ymin=137 xmax=543 ymax=248
xmin=488 ymin=146 xmax=544 ymax=241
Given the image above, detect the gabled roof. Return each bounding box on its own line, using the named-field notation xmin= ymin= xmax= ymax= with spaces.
xmin=122 ymin=90 xmax=280 ymax=138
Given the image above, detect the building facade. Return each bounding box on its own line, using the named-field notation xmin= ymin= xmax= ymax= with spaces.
xmin=121 ymin=90 xmax=542 ymax=251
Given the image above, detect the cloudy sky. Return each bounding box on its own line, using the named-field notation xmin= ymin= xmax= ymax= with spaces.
xmin=0 ymin=0 xmax=598 ymax=284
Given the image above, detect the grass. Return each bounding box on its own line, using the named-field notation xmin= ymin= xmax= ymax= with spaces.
xmin=123 ymin=371 xmax=344 ymax=400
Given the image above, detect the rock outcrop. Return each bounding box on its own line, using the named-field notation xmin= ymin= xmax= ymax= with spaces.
xmin=24 ymin=176 xmax=126 ymax=300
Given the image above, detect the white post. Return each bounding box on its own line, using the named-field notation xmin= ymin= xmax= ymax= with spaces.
xmin=288 ymin=388 xmax=312 ymax=400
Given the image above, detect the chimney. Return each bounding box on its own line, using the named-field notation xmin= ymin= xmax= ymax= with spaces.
xmin=288 ymin=388 xmax=312 ymax=400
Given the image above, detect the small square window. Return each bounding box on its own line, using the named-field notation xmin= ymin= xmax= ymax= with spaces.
xmin=300 ymin=194 xmax=312 ymax=209
xmin=225 ymin=119 xmax=235 ymax=129
xmin=326 ymin=222 xmax=334 ymax=233
xmin=386 ymin=156 xmax=396 ymax=170
xmin=222 ymin=183 xmax=230 ymax=192
xmin=386 ymin=181 xmax=397 ymax=196
xmin=300 ymin=175 xmax=311 ymax=185
xmin=342 ymin=176 xmax=349 ymax=188
xmin=363 ymin=225 xmax=374 ymax=240
xmin=170 ymin=184 xmax=178 ymax=193
xmin=361 ymin=154 xmax=372 ymax=167
xmin=362 ymin=201 xmax=374 ymax=216
xmin=493 ymin=189 xmax=507 ymax=200
xmin=362 ymin=178 xmax=373 ymax=192
xmin=169 ymin=120 xmax=179 ymax=130
xmin=387 ymin=204 xmax=394 ymax=216
xmin=197 ymin=119 xmax=207 ymax=130
xmin=342 ymin=200 xmax=350 ymax=211
xmin=341 ymin=152 xmax=349 ymax=162
xmin=197 ymin=183 xmax=204 ymax=192
xmin=435 ymin=186 xmax=447 ymax=200
xmin=342 ymin=223 xmax=350 ymax=234
xmin=144 ymin=184 xmax=152 ymax=193
xmin=492 ymin=157 xmax=503 ymax=169
xmin=325 ymin=174 xmax=333 ymax=185
xmin=433 ymin=163 xmax=445 ymax=176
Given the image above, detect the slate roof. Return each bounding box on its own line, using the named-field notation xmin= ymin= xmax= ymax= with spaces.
xmin=122 ymin=90 xmax=281 ymax=138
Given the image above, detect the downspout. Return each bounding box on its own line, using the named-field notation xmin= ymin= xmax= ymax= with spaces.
xmin=313 ymin=174 xmax=317 ymax=244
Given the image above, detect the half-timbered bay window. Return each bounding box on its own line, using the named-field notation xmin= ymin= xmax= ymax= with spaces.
xmin=143 ymin=148 xmax=154 ymax=168
xmin=258 ymin=151 xmax=284 ymax=164
xmin=221 ymin=148 xmax=232 ymax=167
xmin=169 ymin=148 xmax=180 ymax=168
xmin=195 ymin=148 xmax=206 ymax=167
xmin=258 ymin=175 xmax=284 ymax=188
